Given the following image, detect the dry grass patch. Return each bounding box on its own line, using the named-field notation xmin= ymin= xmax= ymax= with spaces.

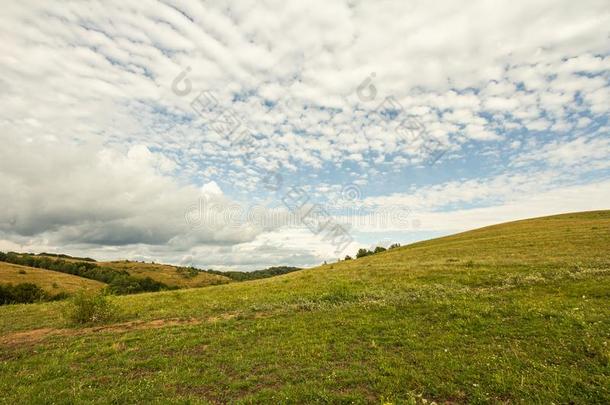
xmin=0 ymin=262 xmax=105 ymax=294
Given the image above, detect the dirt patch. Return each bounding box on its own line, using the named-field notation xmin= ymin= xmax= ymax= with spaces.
xmin=0 ymin=328 xmax=58 ymax=348
xmin=0 ymin=313 xmax=238 ymax=348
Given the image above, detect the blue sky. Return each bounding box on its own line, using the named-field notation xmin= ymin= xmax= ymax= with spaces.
xmin=0 ymin=0 xmax=608 ymax=270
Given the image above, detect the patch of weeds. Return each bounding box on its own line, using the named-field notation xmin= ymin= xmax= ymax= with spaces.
xmin=318 ymin=285 xmax=361 ymax=305
xmin=569 ymin=264 xmax=582 ymax=273
xmin=64 ymin=290 xmax=121 ymax=325
xmin=294 ymin=299 xmax=320 ymax=311
xmin=291 ymin=287 xmax=362 ymax=311
xmin=176 ymin=267 xmax=200 ymax=279
xmin=169 ymin=290 xmax=184 ymax=301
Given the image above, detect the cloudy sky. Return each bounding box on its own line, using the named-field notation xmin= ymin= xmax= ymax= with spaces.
xmin=0 ymin=0 xmax=608 ymax=270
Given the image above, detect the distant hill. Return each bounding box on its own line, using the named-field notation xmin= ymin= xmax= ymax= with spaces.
xmin=0 ymin=262 xmax=104 ymax=294
xmin=0 ymin=253 xmax=298 ymax=296
xmin=203 ymin=266 xmax=302 ymax=281
xmin=37 ymin=252 xmax=97 ymax=262
xmin=0 ymin=252 xmax=174 ymax=295
xmin=99 ymin=261 xmax=231 ymax=288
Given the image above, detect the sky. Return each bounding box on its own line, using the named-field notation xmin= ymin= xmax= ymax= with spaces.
xmin=0 ymin=0 xmax=609 ymax=270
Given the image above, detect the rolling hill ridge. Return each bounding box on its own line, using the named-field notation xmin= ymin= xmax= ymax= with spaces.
xmin=0 ymin=210 xmax=608 ymax=403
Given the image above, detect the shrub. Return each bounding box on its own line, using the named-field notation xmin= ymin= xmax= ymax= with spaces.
xmin=66 ymin=291 xmax=119 ymax=325
xmin=0 ymin=284 xmax=15 ymax=305
xmin=18 ymin=269 xmax=27 ymax=275
xmin=106 ymin=275 xmax=169 ymax=295
xmin=176 ymin=266 xmax=199 ymax=279
xmin=11 ymin=283 xmax=46 ymax=303
xmin=388 ymin=243 xmax=401 ymax=250
xmin=0 ymin=283 xmax=71 ymax=306
xmin=344 ymin=255 xmax=352 ymax=260
xmin=356 ymin=248 xmax=372 ymax=258
xmin=0 ymin=283 xmax=47 ymax=305
xmin=373 ymin=246 xmax=387 ymax=254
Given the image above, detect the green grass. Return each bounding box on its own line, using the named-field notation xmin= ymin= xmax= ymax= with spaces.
xmin=0 ymin=210 xmax=609 ymax=403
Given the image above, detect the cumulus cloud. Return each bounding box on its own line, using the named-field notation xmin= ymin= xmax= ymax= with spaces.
xmin=0 ymin=0 xmax=608 ymax=268
xmin=0 ymin=136 xmax=263 ymax=249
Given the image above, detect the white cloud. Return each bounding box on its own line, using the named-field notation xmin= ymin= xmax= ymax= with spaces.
xmin=514 ymin=135 xmax=610 ymax=168
xmin=0 ymin=136 xmax=262 ymax=248
xmin=0 ymin=0 xmax=608 ymax=269
xmin=201 ymin=181 xmax=223 ymax=196
xmin=414 ymin=179 xmax=610 ymax=233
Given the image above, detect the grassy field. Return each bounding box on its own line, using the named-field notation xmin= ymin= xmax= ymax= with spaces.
xmin=98 ymin=261 xmax=232 ymax=288
xmin=0 ymin=262 xmax=105 ymax=294
xmin=0 ymin=210 xmax=608 ymax=403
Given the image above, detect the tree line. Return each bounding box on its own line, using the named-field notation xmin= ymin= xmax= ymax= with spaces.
xmin=202 ymin=266 xmax=302 ymax=281
xmin=343 ymin=243 xmax=401 ymax=260
xmin=0 ymin=252 xmax=173 ymax=295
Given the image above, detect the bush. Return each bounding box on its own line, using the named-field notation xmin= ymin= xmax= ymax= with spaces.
xmin=373 ymin=246 xmax=387 ymax=254
xmin=176 ymin=266 xmax=200 ymax=279
xmin=356 ymin=248 xmax=372 ymax=258
xmin=66 ymin=291 xmax=119 ymax=325
xmin=0 ymin=285 xmax=11 ymax=305
xmin=354 ymin=245 xmax=396 ymax=259
xmin=106 ymin=276 xmax=169 ymax=295
xmin=0 ymin=283 xmax=47 ymax=305
xmin=18 ymin=269 xmax=27 ymax=275
xmin=11 ymin=283 xmax=46 ymax=303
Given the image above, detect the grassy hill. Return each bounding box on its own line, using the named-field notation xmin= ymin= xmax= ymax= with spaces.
xmin=98 ymin=261 xmax=231 ymax=288
xmin=0 ymin=253 xmax=232 ymax=292
xmin=0 ymin=262 xmax=105 ymax=294
xmin=0 ymin=210 xmax=608 ymax=403
xmin=7 ymin=254 xmax=296 ymax=289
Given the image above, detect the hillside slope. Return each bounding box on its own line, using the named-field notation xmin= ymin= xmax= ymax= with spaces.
xmin=4 ymin=254 xmax=232 ymax=290
xmin=0 ymin=211 xmax=608 ymax=403
xmin=98 ymin=261 xmax=232 ymax=288
xmin=0 ymin=262 xmax=105 ymax=294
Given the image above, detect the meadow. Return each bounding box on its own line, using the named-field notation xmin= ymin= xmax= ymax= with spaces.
xmin=0 ymin=211 xmax=608 ymax=403
xmin=0 ymin=262 xmax=104 ymax=294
